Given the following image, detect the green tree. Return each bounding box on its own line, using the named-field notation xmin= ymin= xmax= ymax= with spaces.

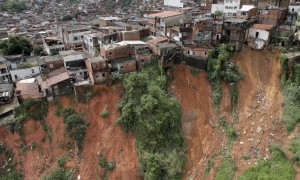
xmin=117 ymin=64 xmax=184 ymax=179
xmin=6 ymin=0 xmax=27 ymax=13
xmin=0 ymin=36 xmax=32 ymax=55
xmin=215 ymin=10 xmax=223 ymax=17
xmin=62 ymin=15 xmax=73 ymax=21
xmin=33 ymin=46 xmax=44 ymax=56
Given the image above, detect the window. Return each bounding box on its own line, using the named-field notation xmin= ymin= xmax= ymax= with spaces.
xmin=205 ymin=52 xmax=207 ymax=55
xmin=14 ymin=75 xmax=18 ymax=80
xmin=109 ymin=52 xmax=112 ymax=55
xmin=256 ymin=32 xmax=259 ymax=38
xmin=233 ymin=13 xmax=237 ymax=16
xmin=90 ymin=39 xmax=92 ymax=42
xmin=49 ymin=64 xmax=54 ymax=69
xmin=225 ymin=6 xmax=228 ymax=9
xmin=74 ymin=36 xmax=78 ymax=41
xmin=234 ymin=6 xmax=237 ymax=9
xmin=31 ymin=69 xmax=35 ymax=73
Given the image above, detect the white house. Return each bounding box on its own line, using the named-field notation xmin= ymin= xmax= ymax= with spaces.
xmin=248 ymin=24 xmax=274 ymax=44
xmin=61 ymin=26 xmax=90 ymax=51
xmin=224 ymin=0 xmax=240 ymax=18
xmin=10 ymin=66 xmax=41 ymax=82
xmin=83 ymin=33 xmax=99 ymax=57
xmin=164 ymin=0 xmax=191 ymax=7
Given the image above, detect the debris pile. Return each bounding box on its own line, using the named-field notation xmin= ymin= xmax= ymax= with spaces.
xmin=248 ymin=38 xmax=266 ymax=50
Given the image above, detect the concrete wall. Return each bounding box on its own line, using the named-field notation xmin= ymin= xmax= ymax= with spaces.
xmin=11 ymin=66 xmax=41 ymax=82
xmin=248 ymin=28 xmax=270 ymax=42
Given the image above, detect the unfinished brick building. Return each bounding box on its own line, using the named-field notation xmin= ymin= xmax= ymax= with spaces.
xmin=258 ymin=8 xmax=288 ymax=27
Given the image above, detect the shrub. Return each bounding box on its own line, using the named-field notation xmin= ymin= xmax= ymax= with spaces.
xmin=42 ymin=167 xmax=74 ymax=180
xmin=215 ymin=155 xmax=236 ymax=180
xmin=55 ymin=109 xmax=61 ymax=116
xmin=61 ymin=107 xmax=88 ymax=150
xmin=99 ymin=156 xmax=108 ymax=168
xmin=57 ymin=153 xmax=71 ymax=167
xmin=225 ymin=125 xmax=237 ymax=142
xmin=100 ymin=105 xmax=109 ymax=118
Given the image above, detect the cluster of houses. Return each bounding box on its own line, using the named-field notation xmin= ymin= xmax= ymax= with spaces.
xmin=0 ymin=0 xmax=300 ymax=117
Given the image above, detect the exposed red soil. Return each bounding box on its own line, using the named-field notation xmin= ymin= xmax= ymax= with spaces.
xmin=174 ymin=47 xmax=299 ymax=179
xmin=172 ymin=65 xmax=223 ymax=179
xmin=76 ymin=85 xmax=139 ymax=179
xmin=231 ymin=47 xmax=292 ymax=177
xmin=0 ymin=85 xmax=139 ymax=179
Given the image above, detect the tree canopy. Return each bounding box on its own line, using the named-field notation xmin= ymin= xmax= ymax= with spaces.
xmin=0 ymin=36 xmax=33 ymax=55
xmin=6 ymin=0 xmax=27 ymax=13
xmin=117 ymin=63 xmax=185 ymax=179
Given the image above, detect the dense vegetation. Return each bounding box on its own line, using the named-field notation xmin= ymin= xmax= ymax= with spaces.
xmin=279 ymin=54 xmax=300 ymax=131
xmin=13 ymin=99 xmax=49 ymax=137
xmin=61 ymin=107 xmax=88 ymax=150
xmin=239 ymin=146 xmax=295 ymax=180
xmin=2 ymin=0 xmax=27 ymax=13
xmin=289 ymin=137 xmax=300 ymax=165
xmin=117 ymin=63 xmax=185 ymax=179
xmin=207 ymin=44 xmax=243 ymax=112
xmin=0 ymin=36 xmax=33 ymax=55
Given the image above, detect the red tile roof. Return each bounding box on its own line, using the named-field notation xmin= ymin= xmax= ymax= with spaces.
xmin=251 ymin=24 xmax=274 ymax=30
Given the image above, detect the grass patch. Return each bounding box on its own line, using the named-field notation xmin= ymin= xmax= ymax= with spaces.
xmin=289 ymin=137 xmax=300 ymax=165
xmin=238 ymin=145 xmax=296 ymax=180
xmin=41 ymin=167 xmax=75 ymax=180
xmin=215 ymin=155 xmax=236 ymax=180
xmin=204 ymin=154 xmax=217 ymax=175
xmin=280 ymin=53 xmax=300 ymax=131
xmin=100 ymin=105 xmax=109 ymax=118
xmin=282 ymin=85 xmax=300 ymax=132
xmin=190 ymin=67 xmax=199 ymax=76
xmin=219 ymin=117 xmax=237 ymax=142
xmin=57 ymin=153 xmax=72 ymax=167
